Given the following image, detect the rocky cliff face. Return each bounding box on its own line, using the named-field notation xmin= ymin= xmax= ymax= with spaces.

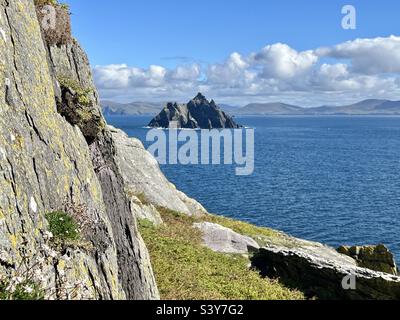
xmin=0 ymin=0 xmax=158 ymax=299
xmin=149 ymin=93 xmax=241 ymax=129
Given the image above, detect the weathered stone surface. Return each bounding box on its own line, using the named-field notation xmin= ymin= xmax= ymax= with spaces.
xmin=149 ymin=93 xmax=241 ymax=129
xmin=109 ymin=126 xmax=207 ymax=218
xmin=252 ymin=243 xmax=400 ymax=300
xmin=130 ymin=196 xmax=163 ymax=226
xmin=194 ymin=222 xmax=260 ymax=254
xmin=338 ymin=244 xmax=398 ymax=276
xmin=48 ymin=40 xmax=159 ymax=300
xmin=0 ymin=0 xmax=158 ymax=300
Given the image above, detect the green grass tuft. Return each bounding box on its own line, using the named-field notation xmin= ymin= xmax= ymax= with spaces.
xmin=46 ymin=211 xmax=80 ymax=243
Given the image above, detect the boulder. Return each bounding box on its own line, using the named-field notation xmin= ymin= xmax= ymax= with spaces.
xmin=194 ymin=222 xmax=260 ymax=254
xmin=337 ymin=244 xmax=398 ymax=275
xmin=148 ymin=93 xmax=242 ymax=129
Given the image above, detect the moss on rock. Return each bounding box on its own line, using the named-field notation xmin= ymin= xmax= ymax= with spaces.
xmin=56 ymin=76 xmax=106 ymax=143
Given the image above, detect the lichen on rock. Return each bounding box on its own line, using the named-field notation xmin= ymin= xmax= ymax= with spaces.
xmin=0 ymin=0 xmax=159 ymax=300
xmin=338 ymin=244 xmax=398 ymax=276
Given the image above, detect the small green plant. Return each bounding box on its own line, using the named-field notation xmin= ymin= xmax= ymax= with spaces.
xmin=0 ymin=279 xmax=44 ymax=300
xmin=57 ymin=76 xmax=93 ymax=107
xmin=46 ymin=211 xmax=80 ymax=243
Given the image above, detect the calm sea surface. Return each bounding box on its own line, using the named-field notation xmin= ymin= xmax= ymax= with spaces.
xmin=107 ymin=115 xmax=400 ymax=263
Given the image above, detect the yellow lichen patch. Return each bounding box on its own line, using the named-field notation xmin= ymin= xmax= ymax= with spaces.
xmin=0 ymin=208 xmax=4 ymax=219
xmin=9 ymin=234 xmax=18 ymax=249
xmin=58 ymin=259 xmax=66 ymax=271
xmin=17 ymin=1 xmax=25 ymax=13
xmin=13 ymin=134 xmax=25 ymax=150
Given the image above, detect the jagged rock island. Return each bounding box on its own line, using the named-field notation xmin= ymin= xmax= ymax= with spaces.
xmin=148 ymin=93 xmax=242 ymax=129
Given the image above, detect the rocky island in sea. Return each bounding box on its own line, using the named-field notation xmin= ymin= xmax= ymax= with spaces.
xmin=148 ymin=93 xmax=242 ymax=129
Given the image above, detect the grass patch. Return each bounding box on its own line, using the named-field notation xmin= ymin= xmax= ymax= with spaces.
xmin=46 ymin=211 xmax=80 ymax=243
xmin=139 ymin=208 xmax=304 ymax=300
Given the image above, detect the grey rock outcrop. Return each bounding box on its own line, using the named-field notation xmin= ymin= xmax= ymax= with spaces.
xmin=149 ymin=93 xmax=241 ymax=129
xmin=338 ymin=244 xmax=398 ymax=276
xmin=0 ymin=0 xmax=158 ymax=300
xmin=194 ymin=222 xmax=260 ymax=254
xmin=47 ymin=25 xmax=159 ymax=300
xmin=252 ymin=242 xmax=400 ymax=300
xmin=109 ymin=126 xmax=207 ymax=219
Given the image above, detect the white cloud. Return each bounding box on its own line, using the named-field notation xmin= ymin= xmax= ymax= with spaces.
xmin=317 ymin=35 xmax=400 ymax=74
xmin=252 ymin=43 xmax=318 ymax=79
xmin=207 ymin=53 xmax=250 ymax=85
xmin=167 ymin=64 xmax=201 ymax=81
xmin=93 ymin=36 xmax=400 ymax=106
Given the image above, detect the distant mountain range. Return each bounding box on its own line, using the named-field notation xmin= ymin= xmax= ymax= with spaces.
xmin=101 ymin=99 xmax=400 ymax=116
xmin=102 ymin=100 xmax=165 ymax=116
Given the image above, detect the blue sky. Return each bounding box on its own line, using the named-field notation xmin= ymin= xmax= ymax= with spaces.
xmin=65 ymin=0 xmax=400 ymax=106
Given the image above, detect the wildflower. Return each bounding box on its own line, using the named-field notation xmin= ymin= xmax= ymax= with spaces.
xmin=43 ymin=231 xmax=54 ymax=240
xmin=24 ymin=285 xmax=34 ymax=294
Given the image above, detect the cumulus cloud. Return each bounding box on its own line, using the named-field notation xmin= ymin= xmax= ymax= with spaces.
xmin=93 ymin=36 xmax=400 ymax=106
xmin=252 ymin=43 xmax=318 ymax=79
xmin=168 ymin=64 xmax=201 ymax=81
xmin=317 ymin=35 xmax=400 ymax=74
xmin=93 ymin=64 xmax=167 ymax=89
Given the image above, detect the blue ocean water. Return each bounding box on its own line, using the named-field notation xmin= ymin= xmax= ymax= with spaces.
xmin=107 ymin=115 xmax=400 ymax=262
